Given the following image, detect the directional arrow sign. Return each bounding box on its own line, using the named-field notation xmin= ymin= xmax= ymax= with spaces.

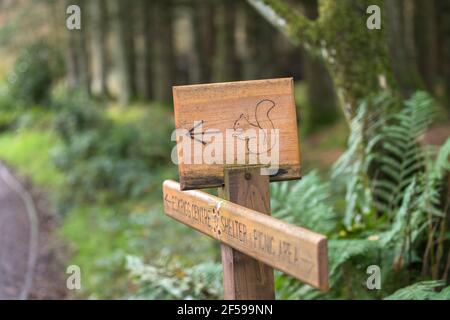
xmin=173 ymin=78 xmax=301 ymax=190
xmin=163 ymin=180 xmax=329 ymax=291
xmin=186 ymin=120 xmax=221 ymax=145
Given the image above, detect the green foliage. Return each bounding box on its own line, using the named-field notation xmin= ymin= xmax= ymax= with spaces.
xmin=0 ymin=85 xmax=18 ymax=131
xmin=0 ymin=82 xmax=56 ymax=132
xmin=58 ymin=204 xmax=133 ymax=298
xmin=52 ymin=88 xmax=106 ymax=140
xmin=384 ymin=281 xmax=449 ymax=300
xmin=51 ymin=89 xmax=175 ymax=203
xmin=16 ymin=90 xmax=184 ymax=298
xmin=332 ymin=92 xmax=440 ymax=228
xmin=8 ymin=42 xmax=62 ymax=105
xmin=276 ymin=238 xmax=378 ymax=300
xmin=58 ymin=196 xmax=216 ymax=299
xmin=126 ymin=255 xmax=223 ymax=299
xmin=275 ymin=91 xmax=449 ymax=299
xmin=332 ymin=92 xmax=395 ymax=227
xmin=271 ymin=171 xmax=337 ymax=234
xmin=435 ymin=137 xmax=450 ymax=179
xmin=371 ymin=92 xmax=437 ymax=213
xmin=0 ymin=129 xmax=62 ymax=190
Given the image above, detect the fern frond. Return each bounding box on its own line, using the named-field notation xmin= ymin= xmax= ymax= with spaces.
xmin=379 ymin=179 xmax=416 ymax=247
xmin=328 ymin=239 xmax=377 ymax=277
xmin=276 ymin=238 xmax=378 ymax=300
xmin=271 ymin=171 xmax=337 ymax=234
xmin=434 ymin=285 xmax=450 ymax=300
xmin=126 ymin=255 xmax=223 ymax=299
xmin=384 ymin=280 xmax=446 ymax=300
xmin=332 ymin=93 xmax=400 ymax=226
xmin=370 ymin=91 xmax=437 ymax=213
xmin=435 ymin=137 xmax=450 ymax=179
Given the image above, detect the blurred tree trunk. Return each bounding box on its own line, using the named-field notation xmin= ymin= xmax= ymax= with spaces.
xmin=66 ymin=0 xmax=90 ymax=94
xmin=436 ymin=1 xmax=450 ymax=110
xmin=191 ymin=0 xmax=215 ymax=84
xmin=153 ymin=0 xmax=175 ymax=102
xmin=47 ymin=0 xmax=65 ymax=48
xmin=214 ymin=0 xmax=239 ymax=82
xmin=301 ymin=0 xmax=337 ymax=132
xmin=90 ymin=0 xmax=109 ymax=98
xmin=110 ymin=0 xmax=136 ymax=105
xmin=136 ymin=0 xmax=154 ymax=100
xmin=248 ymin=0 xmax=396 ymax=121
xmin=385 ymin=0 xmax=424 ymax=98
xmin=414 ymin=0 xmax=438 ymax=92
xmin=243 ymin=1 xmax=277 ymax=80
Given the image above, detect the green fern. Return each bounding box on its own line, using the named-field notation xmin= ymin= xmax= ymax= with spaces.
xmin=271 ymin=171 xmax=337 ymax=234
xmin=434 ymin=285 xmax=450 ymax=300
xmin=332 ymin=94 xmax=391 ymax=227
xmin=328 ymin=239 xmax=377 ymax=277
xmin=435 ymin=137 xmax=450 ymax=179
xmin=384 ymin=280 xmax=447 ymax=300
xmin=371 ymin=92 xmax=437 ymax=213
xmin=125 ymin=255 xmax=223 ymax=299
xmin=332 ymin=92 xmax=438 ymax=228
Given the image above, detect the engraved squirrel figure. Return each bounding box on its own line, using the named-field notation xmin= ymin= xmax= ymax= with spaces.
xmin=232 ymin=99 xmax=277 ymax=154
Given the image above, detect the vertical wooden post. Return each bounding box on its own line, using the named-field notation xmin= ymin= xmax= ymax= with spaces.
xmin=219 ymin=166 xmax=275 ymax=300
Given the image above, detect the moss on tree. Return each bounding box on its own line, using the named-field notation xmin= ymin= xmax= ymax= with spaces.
xmin=251 ymin=0 xmax=397 ymax=121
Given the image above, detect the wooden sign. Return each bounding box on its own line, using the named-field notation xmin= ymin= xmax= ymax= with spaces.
xmin=163 ymin=179 xmax=328 ymax=291
xmin=172 ymin=78 xmax=301 ymax=190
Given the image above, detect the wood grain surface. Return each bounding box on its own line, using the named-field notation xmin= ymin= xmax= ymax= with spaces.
xmin=219 ymin=166 xmax=274 ymax=299
xmin=172 ymin=78 xmax=301 ymax=190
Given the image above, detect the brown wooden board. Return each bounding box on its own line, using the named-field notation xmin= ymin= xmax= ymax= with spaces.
xmin=163 ymin=179 xmax=328 ymax=291
xmin=220 ymin=166 xmax=274 ymax=300
xmin=172 ymin=78 xmax=301 ymax=190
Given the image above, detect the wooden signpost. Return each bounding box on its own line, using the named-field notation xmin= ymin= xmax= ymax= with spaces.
xmin=173 ymin=78 xmax=301 ymax=190
xmin=165 ymin=78 xmax=328 ymax=299
xmin=163 ymin=179 xmax=328 ymax=292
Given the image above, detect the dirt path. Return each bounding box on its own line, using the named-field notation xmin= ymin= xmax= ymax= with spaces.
xmin=0 ymin=163 xmax=68 ymax=299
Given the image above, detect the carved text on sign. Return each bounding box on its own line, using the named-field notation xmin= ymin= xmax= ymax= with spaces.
xmin=163 ymin=180 xmax=328 ymax=291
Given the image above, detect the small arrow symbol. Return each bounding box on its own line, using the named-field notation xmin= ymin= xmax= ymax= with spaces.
xmin=300 ymin=257 xmax=314 ymax=276
xmin=186 ymin=120 xmax=221 ymax=145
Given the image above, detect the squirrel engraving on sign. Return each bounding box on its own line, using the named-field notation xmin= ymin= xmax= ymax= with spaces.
xmin=232 ymin=99 xmax=277 ymax=154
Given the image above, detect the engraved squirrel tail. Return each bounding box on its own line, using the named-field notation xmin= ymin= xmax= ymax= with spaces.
xmin=254 ymin=99 xmax=277 ymax=154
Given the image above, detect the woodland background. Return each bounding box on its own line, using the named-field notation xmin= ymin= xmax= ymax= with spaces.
xmin=0 ymin=0 xmax=449 ymax=299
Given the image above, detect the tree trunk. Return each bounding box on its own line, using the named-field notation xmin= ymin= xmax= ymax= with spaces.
xmin=214 ymin=0 xmax=239 ymax=82
xmin=47 ymin=0 xmax=65 ymax=49
xmin=191 ymin=0 xmax=215 ymax=84
xmin=66 ymin=0 xmax=90 ymax=94
xmin=90 ymin=0 xmax=108 ymax=98
xmin=110 ymin=0 xmax=136 ymax=105
xmin=153 ymin=0 xmax=175 ymax=102
xmin=414 ymin=0 xmax=438 ymax=92
xmin=303 ymin=53 xmax=338 ymax=131
xmin=243 ymin=1 xmax=277 ymax=80
xmin=136 ymin=0 xmax=154 ymax=100
xmin=436 ymin=0 xmax=450 ymax=111
xmin=385 ymin=0 xmax=424 ymax=98
xmin=248 ymin=0 xmax=396 ymax=121
xmin=301 ymin=0 xmax=337 ymax=132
